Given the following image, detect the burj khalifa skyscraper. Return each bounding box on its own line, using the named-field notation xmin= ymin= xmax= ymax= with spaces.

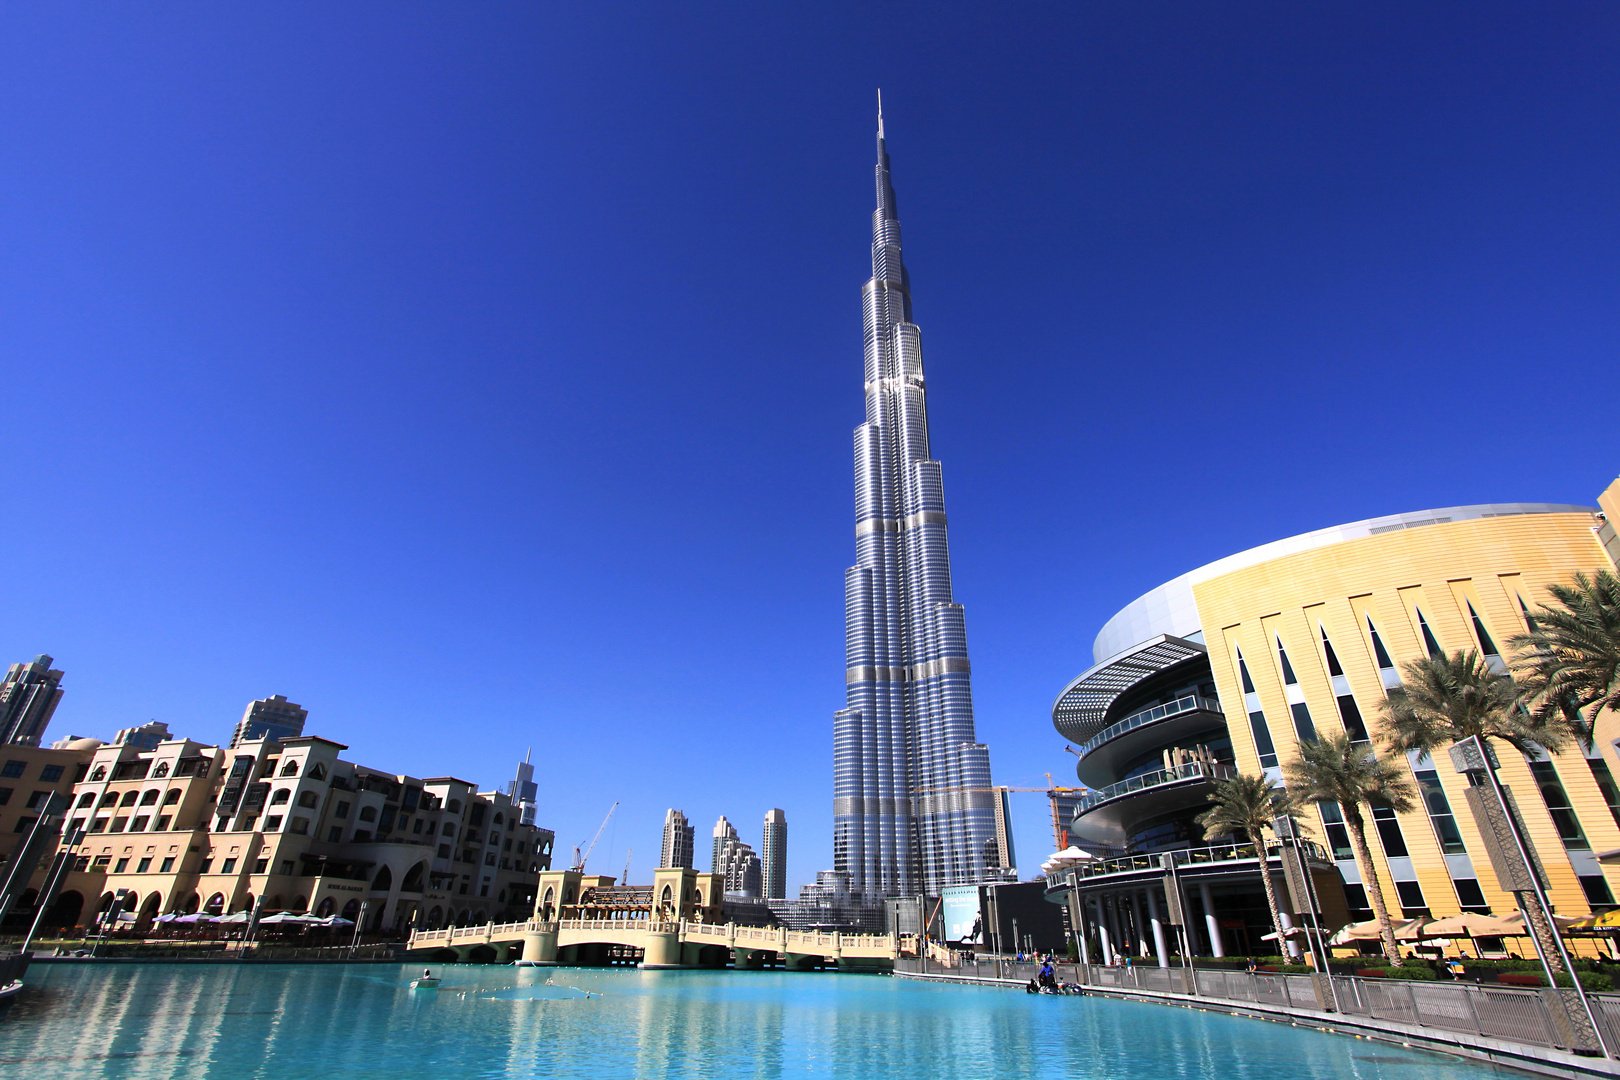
xmin=834 ymin=101 xmax=997 ymax=901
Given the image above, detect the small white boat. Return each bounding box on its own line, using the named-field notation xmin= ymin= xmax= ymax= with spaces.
xmin=0 ymin=980 xmax=22 ymax=1003
xmin=410 ymin=970 xmax=441 ymax=989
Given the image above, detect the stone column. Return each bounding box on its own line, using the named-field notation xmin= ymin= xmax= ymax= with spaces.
xmin=1069 ymin=891 xmax=1091 ymax=966
xmin=1107 ymin=893 xmax=1126 ymax=960
xmin=1199 ymin=882 xmax=1224 ymax=958
xmin=521 ymin=921 xmax=559 ymax=965
xmin=641 ymin=925 xmax=684 ymax=969
xmin=1095 ymin=896 xmax=1115 ymax=964
xmin=1145 ymin=888 xmax=1170 ymax=968
xmin=1130 ymin=891 xmax=1149 ymax=958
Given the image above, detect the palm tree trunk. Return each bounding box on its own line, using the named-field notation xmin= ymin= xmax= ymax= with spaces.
xmin=1249 ymin=827 xmax=1289 ymax=956
xmin=1342 ymin=809 xmax=1403 ymax=967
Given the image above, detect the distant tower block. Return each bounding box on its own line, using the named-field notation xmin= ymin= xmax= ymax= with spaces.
xmin=661 ymin=809 xmax=695 ymax=869
xmin=711 ymin=815 xmax=738 ymax=873
xmin=114 ymin=720 xmax=173 ymax=753
xmin=762 ymin=808 xmax=788 ymax=900
xmin=0 ymin=655 xmax=65 ymax=747
xmin=833 ymin=105 xmax=998 ymax=900
xmin=507 ymin=748 xmax=539 ymax=826
xmin=229 ymin=695 xmax=308 ymax=748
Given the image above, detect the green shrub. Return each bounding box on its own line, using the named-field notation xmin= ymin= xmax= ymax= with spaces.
xmin=1358 ymin=965 xmax=1439 ymax=980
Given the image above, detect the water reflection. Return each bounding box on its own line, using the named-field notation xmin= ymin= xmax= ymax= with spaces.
xmin=0 ymin=964 xmax=1510 ymax=1080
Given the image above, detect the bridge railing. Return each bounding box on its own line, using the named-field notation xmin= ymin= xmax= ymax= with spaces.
xmin=559 ymin=919 xmax=679 ymax=933
xmin=409 ymin=919 xmax=538 ymax=946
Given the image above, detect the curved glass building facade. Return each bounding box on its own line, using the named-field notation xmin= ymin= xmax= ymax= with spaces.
xmin=1046 ymin=485 xmax=1620 ymax=961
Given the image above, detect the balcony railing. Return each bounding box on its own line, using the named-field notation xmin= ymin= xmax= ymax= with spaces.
xmin=1076 ymin=760 xmax=1236 ymax=815
xmin=1053 ymin=837 xmax=1331 ymax=884
xmin=1077 ymin=694 xmax=1224 ymax=759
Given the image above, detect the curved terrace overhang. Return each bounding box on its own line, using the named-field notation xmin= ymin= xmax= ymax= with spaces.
xmin=1051 ymin=634 xmax=1208 ymax=747
xmin=1090 ymin=502 xmax=1596 ymax=665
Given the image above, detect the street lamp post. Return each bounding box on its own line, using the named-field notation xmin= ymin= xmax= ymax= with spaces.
xmin=1452 ymin=735 xmax=1609 ymax=1056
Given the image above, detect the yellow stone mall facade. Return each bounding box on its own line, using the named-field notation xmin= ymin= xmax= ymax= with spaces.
xmin=1050 ymin=476 xmax=1620 ymax=958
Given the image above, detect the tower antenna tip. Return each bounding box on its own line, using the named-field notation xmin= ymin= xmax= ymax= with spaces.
xmin=877 ymin=89 xmax=884 ymax=138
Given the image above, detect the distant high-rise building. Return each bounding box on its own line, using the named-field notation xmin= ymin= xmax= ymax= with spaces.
xmin=717 ymin=836 xmax=763 ymax=898
xmin=0 ymin=655 xmax=64 ymax=747
xmin=506 ymin=749 xmax=539 ymax=825
xmin=114 ymin=721 xmax=172 ymax=752
xmin=711 ymin=815 xmax=738 ymax=874
xmin=989 ymin=786 xmax=1017 ymax=876
xmin=229 ymin=695 xmax=307 ymax=748
xmin=833 ymin=104 xmax=997 ymax=901
xmin=761 ymin=808 xmax=788 ymax=900
xmin=661 ymin=809 xmax=695 ymax=870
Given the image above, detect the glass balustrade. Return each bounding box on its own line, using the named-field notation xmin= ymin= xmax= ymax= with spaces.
xmin=1077 ymin=694 xmax=1224 ymax=758
xmin=1075 ymin=760 xmax=1236 ymax=815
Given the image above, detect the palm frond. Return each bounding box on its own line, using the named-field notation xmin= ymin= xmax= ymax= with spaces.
xmin=1285 ymin=730 xmax=1416 ymax=817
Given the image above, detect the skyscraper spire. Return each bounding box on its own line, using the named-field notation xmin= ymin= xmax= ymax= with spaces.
xmin=833 ymin=111 xmax=997 ymax=901
xmin=877 ymin=88 xmax=884 ymax=140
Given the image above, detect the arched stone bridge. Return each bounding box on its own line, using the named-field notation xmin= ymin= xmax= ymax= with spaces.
xmin=407 ymin=917 xmax=896 ymax=970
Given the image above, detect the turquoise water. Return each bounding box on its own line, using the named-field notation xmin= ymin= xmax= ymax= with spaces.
xmin=1 ymin=963 xmax=1512 ymax=1079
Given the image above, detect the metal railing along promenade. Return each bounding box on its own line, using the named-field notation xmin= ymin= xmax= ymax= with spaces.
xmin=1059 ymin=838 xmax=1332 ymax=884
xmin=897 ymin=957 xmax=1620 ymax=1059
xmin=1076 ymin=694 xmax=1224 ymax=759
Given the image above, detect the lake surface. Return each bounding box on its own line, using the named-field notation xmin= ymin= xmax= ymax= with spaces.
xmin=0 ymin=963 xmax=1513 ymax=1079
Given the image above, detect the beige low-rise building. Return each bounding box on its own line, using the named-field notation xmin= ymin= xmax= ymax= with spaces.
xmin=30 ymin=731 xmax=554 ymax=935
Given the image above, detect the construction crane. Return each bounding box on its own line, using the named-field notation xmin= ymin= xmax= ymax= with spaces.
xmin=622 ymin=847 xmax=632 ymax=886
xmin=571 ymin=802 xmax=618 ymax=872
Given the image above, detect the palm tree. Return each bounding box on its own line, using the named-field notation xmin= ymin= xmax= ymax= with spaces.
xmin=1285 ymin=732 xmax=1415 ymax=966
xmin=1384 ymin=648 xmax=1588 ymax=978
xmin=1196 ymin=774 xmax=1295 ymax=956
xmin=1509 ymin=569 xmax=1620 ymax=741
xmin=1381 ymin=648 xmax=1581 ymax=757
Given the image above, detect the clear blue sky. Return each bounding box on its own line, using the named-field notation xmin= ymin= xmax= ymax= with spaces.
xmin=3 ymin=4 xmax=1617 ymax=890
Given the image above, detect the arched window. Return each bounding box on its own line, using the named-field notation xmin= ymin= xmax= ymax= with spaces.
xmin=270 ymin=789 xmax=291 ymax=805
xmin=280 ymin=760 xmax=299 ymax=776
xmin=427 ymin=905 xmax=443 ymax=929
xmin=358 ymin=806 xmax=377 ymax=822
xmin=310 ymin=763 xmax=326 ymax=780
xmin=140 ymin=789 xmax=160 ymax=805
xmin=239 ymin=893 xmax=254 ymax=914
xmin=493 ymin=813 xmax=504 ymax=826
xmin=164 ymin=789 xmax=181 ymax=805
xmin=298 ymin=791 xmax=318 ymax=808
xmin=341 ymin=899 xmax=361 ymax=920
xmin=152 ymin=761 xmax=170 ymax=778
xmin=401 ymin=863 xmax=426 ymax=893
xmin=660 ymin=884 xmax=674 ymax=910
xmin=204 ymin=893 xmax=226 ymax=915
xmin=292 ymin=895 xmax=307 ymax=912
xmin=447 ymin=800 xmax=462 ymax=814
xmin=371 ymin=865 xmax=393 ymax=892
xmin=77 ymin=793 xmax=95 ymax=808
xmin=441 ymin=823 xmax=455 ymax=836
xmin=119 ymin=791 xmax=139 ymax=807
xmin=90 ymin=766 xmax=106 ymax=781
xmin=316 ymin=897 xmax=335 ymax=917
